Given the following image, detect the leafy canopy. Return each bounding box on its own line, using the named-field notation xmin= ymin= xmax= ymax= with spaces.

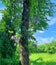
xmin=1 ymin=0 xmax=56 ymax=39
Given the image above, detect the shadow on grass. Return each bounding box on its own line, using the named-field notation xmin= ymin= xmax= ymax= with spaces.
xmin=31 ymin=58 xmax=56 ymax=65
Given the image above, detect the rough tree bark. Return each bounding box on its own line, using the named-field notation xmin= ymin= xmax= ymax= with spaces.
xmin=20 ymin=0 xmax=30 ymax=65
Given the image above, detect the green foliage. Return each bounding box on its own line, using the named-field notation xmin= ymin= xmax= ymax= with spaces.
xmin=28 ymin=41 xmax=37 ymax=53
xmin=46 ymin=40 xmax=56 ymax=54
xmin=0 ymin=44 xmax=20 ymax=65
xmin=29 ymin=0 xmax=55 ymax=32
xmin=28 ymin=40 xmax=56 ymax=54
xmin=0 ymin=20 xmax=6 ymax=32
xmin=0 ymin=57 xmax=19 ymax=65
xmin=37 ymin=40 xmax=56 ymax=54
xmin=0 ymin=0 xmax=18 ymax=58
xmin=0 ymin=18 xmax=16 ymax=58
xmin=1 ymin=0 xmax=55 ymax=36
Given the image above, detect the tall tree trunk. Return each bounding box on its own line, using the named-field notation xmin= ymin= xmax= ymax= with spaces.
xmin=20 ymin=0 xmax=29 ymax=65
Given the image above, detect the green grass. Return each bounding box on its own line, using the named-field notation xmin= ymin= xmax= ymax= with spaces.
xmin=30 ymin=53 xmax=56 ymax=65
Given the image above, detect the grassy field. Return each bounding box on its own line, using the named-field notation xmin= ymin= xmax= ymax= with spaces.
xmin=30 ymin=53 xmax=56 ymax=65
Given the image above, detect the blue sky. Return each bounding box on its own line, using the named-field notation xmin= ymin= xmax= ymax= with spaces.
xmin=34 ymin=15 xmax=56 ymax=44
xmin=0 ymin=1 xmax=56 ymax=44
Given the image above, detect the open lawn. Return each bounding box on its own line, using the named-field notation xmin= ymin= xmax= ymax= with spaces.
xmin=30 ymin=53 xmax=56 ymax=65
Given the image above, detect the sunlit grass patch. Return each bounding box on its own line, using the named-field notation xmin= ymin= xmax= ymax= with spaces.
xmin=30 ymin=53 xmax=56 ymax=65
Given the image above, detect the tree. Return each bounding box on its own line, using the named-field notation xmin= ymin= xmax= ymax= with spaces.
xmin=1 ymin=0 xmax=55 ymax=65
xmin=20 ymin=0 xmax=55 ymax=65
xmin=0 ymin=0 xmax=20 ymax=58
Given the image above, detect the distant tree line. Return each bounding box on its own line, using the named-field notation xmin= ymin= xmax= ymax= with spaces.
xmin=29 ymin=40 xmax=56 ymax=54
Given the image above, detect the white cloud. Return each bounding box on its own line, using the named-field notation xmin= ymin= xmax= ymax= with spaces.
xmin=48 ymin=18 xmax=56 ymax=26
xmin=0 ymin=13 xmax=2 ymax=20
xmin=37 ymin=30 xmax=44 ymax=33
xmin=37 ymin=37 xmax=54 ymax=44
